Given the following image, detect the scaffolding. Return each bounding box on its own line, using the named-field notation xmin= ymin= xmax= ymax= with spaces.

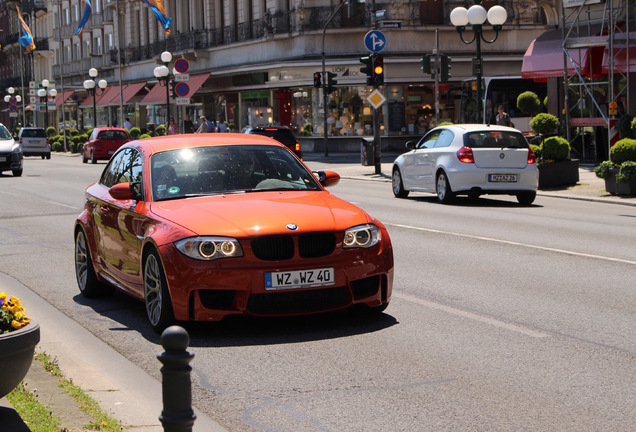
xmin=560 ymin=0 xmax=633 ymax=161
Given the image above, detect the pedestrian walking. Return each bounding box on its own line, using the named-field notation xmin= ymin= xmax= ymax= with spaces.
xmin=495 ymin=105 xmax=515 ymax=128
xmin=196 ymin=116 xmax=207 ymax=133
xmin=167 ymin=117 xmax=177 ymax=135
xmin=123 ymin=117 xmax=132 ymax=130
xmin=184 ymin=115 xmax=194 ymax=133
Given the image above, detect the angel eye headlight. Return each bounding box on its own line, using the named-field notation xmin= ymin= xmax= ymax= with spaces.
xmin=343 ymin=224 xmax=380 ymax=249
xmin=175 ymin=237 xmax=243 ymax=261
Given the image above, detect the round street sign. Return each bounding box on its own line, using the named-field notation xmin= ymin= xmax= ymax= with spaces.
xmin=364 ymin=30 xmax=387 ymax=53
xmin=174 ymin=58 xmax=190 ymax=74
xmin=174 ymin=82 xmax=190 ymax=97
xmin=9 ymin=105 xmax=17 ymax=112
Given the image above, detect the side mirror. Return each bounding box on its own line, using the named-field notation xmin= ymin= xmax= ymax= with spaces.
xmin=109 ymin=182 xmax=137 ymax=200
xmin=314 ymin=170 xmax=340 ymax=188
xmin=405 ymin=141 xmax=416 ymax=150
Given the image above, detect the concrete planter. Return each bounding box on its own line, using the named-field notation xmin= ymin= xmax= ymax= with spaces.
xmin=0 ymin=320 xmax=40 ymax=398
xmin=604 ymin=169 xmax=636 ymax=195
xmin=538 ymin=160 xmax=580 ymax=189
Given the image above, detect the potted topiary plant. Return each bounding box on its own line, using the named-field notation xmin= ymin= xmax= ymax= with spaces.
xmin=537 ymin=135 xmax=579 ymax=188
xmin=129 ymin=127 xmax=142 ymax=140
xmin=595 ymin=138 xmax=636 ymax=195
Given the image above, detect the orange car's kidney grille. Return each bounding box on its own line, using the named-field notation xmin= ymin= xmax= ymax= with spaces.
xmin=298 ymin=233 xmax=336 ymax=258
xmin=251 ymin=233 xmax=336 ymax=260
xmin=247 ymin=286 xmax=349 ymax=314
xmin=251 ymin=235 xmax=295 ymax=260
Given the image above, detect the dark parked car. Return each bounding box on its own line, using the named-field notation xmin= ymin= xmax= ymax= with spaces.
xmin=18 ymin=127 xmax=50 ymax=159
xmin=82 ymin=128 xmax=131 ymax=164
xmin=244 ymin=126 xmax=303 ymax=159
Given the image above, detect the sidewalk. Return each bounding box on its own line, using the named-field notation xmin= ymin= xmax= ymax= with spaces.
xmin=0 ymin=272 xmax=226 ymax=432
xmin=303 ymin=152 xmax=636 ymax=207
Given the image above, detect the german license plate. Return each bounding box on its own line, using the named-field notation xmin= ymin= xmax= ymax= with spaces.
xmin=489 ymin=174 xmax=518 ymax=182
xmin=265 ymin=267 xmax=335 ymax=290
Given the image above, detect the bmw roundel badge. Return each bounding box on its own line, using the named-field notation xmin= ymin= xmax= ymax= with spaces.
xmin=500 ymin=153 xmax=505 ymax=159
xmin=286 ymin=223 xmax=298 ymax=231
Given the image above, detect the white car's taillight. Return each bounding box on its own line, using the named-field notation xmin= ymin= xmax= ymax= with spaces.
xmin=527 ymin=147 xmax=537 ymax=164
xmin=456 ymin=146 xmax=475 ymax=164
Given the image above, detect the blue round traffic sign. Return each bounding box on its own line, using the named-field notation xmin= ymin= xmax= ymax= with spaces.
xmin=364 ymin=30 xmax=386 ymax=53
xmin=174 ymin=58 xmax=190 ymax=74
xmin=174 ymin=82 xmax=190 ymax=97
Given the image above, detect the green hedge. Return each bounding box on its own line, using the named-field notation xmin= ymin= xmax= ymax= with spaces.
xmin=530 ymin=113 xmax=559 ymax=136
xmin=610 ymin=138 xmax=636 ymax=164
xmin=542 ymin=136 xmax=570 ymax=162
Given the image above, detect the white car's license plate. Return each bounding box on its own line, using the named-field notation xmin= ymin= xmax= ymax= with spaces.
xmin=489 ymin=174 xmax=518 ymax=182
xmin=265 ymin=267 xmax=335 ymax=290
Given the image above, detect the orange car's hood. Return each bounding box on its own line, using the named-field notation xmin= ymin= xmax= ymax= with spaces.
xmin=150 ymin=191 xmax=371 ymax=237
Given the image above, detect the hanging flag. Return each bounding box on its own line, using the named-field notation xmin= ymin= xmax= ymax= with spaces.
xmin=17 ymin=6 xmax=36 ymax=53
xmin=75 ymin=0 xmax=93 ymax=36
xmin=142 ymin=0 xmax=172 ymax=35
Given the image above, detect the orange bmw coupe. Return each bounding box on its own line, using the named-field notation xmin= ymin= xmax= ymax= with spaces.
xmin=74 ymin=134 xmax=394 ymax=332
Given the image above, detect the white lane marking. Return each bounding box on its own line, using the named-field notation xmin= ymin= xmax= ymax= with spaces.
xmin=394 ymin=292 xmax=551 ymax=338
xmin=46 ymin=200 xmax=81 ymax=210
xmin=387 ymin=223 xmax=636 ymax=266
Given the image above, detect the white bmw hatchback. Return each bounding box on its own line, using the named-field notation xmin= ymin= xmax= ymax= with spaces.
xmin=392 ymin=124 xmax=539 ymax=205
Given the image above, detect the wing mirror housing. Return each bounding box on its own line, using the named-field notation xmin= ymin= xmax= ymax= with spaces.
xmin=109 ymin=182 xmax=139 ymax=200
xmin=314 ymin=170 xmax=340 ymax=188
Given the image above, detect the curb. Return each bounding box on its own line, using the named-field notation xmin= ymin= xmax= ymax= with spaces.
xmin=0 ymin=272 xmax=227 ymax=432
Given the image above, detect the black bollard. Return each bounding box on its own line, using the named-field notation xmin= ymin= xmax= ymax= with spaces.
xmin=158 ymin=325 xmax=197 ymax=432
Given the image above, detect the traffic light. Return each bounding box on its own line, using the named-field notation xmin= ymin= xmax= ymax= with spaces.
xmin=313 ymin=72 xmax=322 ymax=88
xmin=421 ymin=54 xmax=431 ymax=74
xmin=326 ymin=72 xmax=337 ymax=94
xmin=169 ymin=80 xmax=177 ymax=99
xmin=359 ymin=55 xmax=374 ymax=86
xmin=373 ymin=55 xmax=384 ymax=87
xmin=440 ymin=54 xmax=452 ymax=82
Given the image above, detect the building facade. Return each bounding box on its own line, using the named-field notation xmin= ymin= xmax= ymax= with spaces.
xmin=3 ymin=0 xmax=629 ymax=152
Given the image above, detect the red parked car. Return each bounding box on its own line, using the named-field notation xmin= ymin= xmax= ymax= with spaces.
xmin=82 ymin=127 xmax=131 ymax=164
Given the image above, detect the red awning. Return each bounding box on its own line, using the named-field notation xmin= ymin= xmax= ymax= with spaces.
xmin=602 ymin=31 xmax=636 ymax=75
xmin=55 ymin=90 xmax=75 ymax=108
xmin=521 ymin=30 xmax=603 ymax=81
xmin=80 ymin=87 xmax=115 ymax=108
xmin=121 ymin=81 xmax=147 ymax=104
xmin=95 ymin=87 xmax=121 ymax=107
xmin=141 ymin=72 xmax=210 ymax=105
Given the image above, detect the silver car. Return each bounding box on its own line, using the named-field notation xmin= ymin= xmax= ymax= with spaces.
xmin=392 ymin=124 xmax=539 ymax=205
xmin=18 ymin=127 xmax=50 ymax=159
xmin=0 ymin=123 xmax=23 ymax=177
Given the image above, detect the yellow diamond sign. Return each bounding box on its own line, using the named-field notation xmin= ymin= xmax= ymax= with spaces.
xmin=366 ymin=89 xmax=386 ymax=109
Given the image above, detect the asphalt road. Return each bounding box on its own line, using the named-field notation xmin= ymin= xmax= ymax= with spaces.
xmin=2 ymin=154 xmax=636 ymax=431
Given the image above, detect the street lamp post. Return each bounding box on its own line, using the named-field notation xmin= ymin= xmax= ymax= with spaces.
xmin=154 ymin=51 xmax=172 ymax=129
xmin=37 ymin=79 xmax=56 ymax=131
xmin=83 ymin=68 xmax=107 ymax=128
xmin=450 ymin=1 xmax=507 ymax=124
xmin=321 ymin=0 xmax=349 ymax=157
xmin=4 ymin=87 xmax=21 ymax=133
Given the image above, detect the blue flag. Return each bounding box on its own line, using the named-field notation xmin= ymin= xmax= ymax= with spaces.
xmin=75 ymin=0 xmax=92 ymax=36
xmin=142 ymin=0 xmax=172 ymax=34
xmin=17 ymin=6 xmax=36 ymax=53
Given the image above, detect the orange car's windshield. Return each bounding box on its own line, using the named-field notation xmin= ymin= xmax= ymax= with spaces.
xmin=150 ymin=145 xmax=321 ymax=201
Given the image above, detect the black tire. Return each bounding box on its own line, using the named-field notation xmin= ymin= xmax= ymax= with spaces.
xmin=144 ymin=249 xmax=175 ymax=333
xmin=46 ymin=153 xmax=51 ymax=160
xmin=82 ymin=153 xmax=87 ymax=163
xmin=392 ymin=167 xmax=409 ymax=198
xmin=91 ymin=151 xmax=97 ymax=164
xmin=75 ymin=229 xmax=107 ymax=297
xmin=436 ymin=171 xmax=455 ymax=204
xmin=41 ymin=155 xmax=45 ymax=159
xmin=517 ymin=191 xmax=536 ymax=206
xmin=12 ymin=168 xmax=23 ymax=177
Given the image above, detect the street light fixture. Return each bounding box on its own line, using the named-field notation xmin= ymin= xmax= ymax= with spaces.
xmin=83 ymin=68 xmax=107 ymax=128
xmin=450 ymin=1 xmax=507 ymax=124
xmin=154 ymin=51 xmax=172 ymax=129
xmin=37 ymin=79 xmax=56 ymax=131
